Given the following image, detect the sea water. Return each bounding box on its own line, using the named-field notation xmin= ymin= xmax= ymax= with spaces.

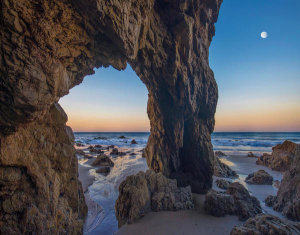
xmin=75 ymin=132 xmax=300 ymax=155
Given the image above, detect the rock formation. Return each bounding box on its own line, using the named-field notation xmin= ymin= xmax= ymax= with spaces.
xmin=91 ymin=155 xmax=114 ymax=167
xmin=231 ymin=214 xmax=300 ymax=235
xmin=265 ymin=144 xmax=300 ymax=221
xmin=0 ymin=0 xmax=222 ymax=232
xmin=256 ymin=140 xmax=298 ymax=171
xmin=115 ymin=170 xmax=193 ymax=227
xmin=247 ymin=152 xmax=257 ymax=158
xmin=245 ymin=170 xmax=273 ymax=185
xmin=0 ymin=103 xmax=87 ymax=234
xmin=215 ymin=151 xmax=227 ymax=157
xmin=214 ymin=157 xmax=238 ymax=178
xmin=215 ymin=179 xmax=231 ymax=190
xmin=204 ymin=182 xmax=262 ymax=221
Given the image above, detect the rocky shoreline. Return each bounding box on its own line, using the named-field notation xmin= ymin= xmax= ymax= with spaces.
xmin=76 ymin=141 xmax=300 ymax=234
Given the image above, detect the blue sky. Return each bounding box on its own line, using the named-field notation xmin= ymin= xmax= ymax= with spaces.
xmin=59 ymin=0 xmax=300 ymax=132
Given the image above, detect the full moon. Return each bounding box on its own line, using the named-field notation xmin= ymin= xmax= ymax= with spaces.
xmin=261 ymin=31 xmax=268 ymax=39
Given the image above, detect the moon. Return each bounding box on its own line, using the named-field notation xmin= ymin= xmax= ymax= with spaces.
xmin=261 ymin=31 xmax=268 ymax=39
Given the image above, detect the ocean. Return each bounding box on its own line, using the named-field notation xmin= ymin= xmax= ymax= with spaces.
xmin=74 ymin=132 xmax=300 ymax=156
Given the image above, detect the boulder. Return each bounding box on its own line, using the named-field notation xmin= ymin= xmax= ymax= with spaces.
xmin=247 ymin=152 xmax=257 ymax=158
xmin=115 ymin=170 xmax=193 ymax=227
xmin=215 ymin=151 xmax=227 ymax=157
xmin=119 ymin=136 xmax=126 ymax=139
xmin=245 ymin=170 xmax=273 ymax=185
xmin=205 ymin=182 xmax=262 ymax=221
xmin=89 ymin=147 xmax=104 ymax=154
xmin=110 ymin=148 xmax=119 ymax=155
xmin=76 ymin=142 xmax=85 ymax=147
xmin=96 ymin=167 xmax=111 ymax=175
xmin=131 ymin=139 xmax=138 ymax=144
xmin=94 ymin=144 xmax=102 ymax=148
xmin=231 ymin=214 xmax=300 ymax=235
xmin=92 ymin=155 xmax=114 ymax=167
xmin=94 ymin=137 xmax=107 ymax=140
xmin=265 ymin=144 xmax=300 ymax=221
xmin=256 ymin=140 xmax=298 ymax=171
xmin=216 ymin=179 xmax=232 ymax=190
xmin=214 ymin=157 xmax=238 ymax=178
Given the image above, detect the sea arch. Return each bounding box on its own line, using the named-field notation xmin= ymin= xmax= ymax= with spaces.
xmin=0 ymin=0 xmax=222 ymax=233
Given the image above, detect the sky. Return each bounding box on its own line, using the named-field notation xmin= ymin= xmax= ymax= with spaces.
xmin=59 ymin=0 xmax=300 ymax=132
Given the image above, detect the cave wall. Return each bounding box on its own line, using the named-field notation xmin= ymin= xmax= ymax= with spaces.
xmin=0 ymin=0 xmax=222 ymax=233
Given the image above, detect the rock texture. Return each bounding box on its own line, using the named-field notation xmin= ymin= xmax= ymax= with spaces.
xmin=0 ymin=0 xmax=222 ymax=232
xmin=265 ymin=144 xmax=300 ymax=221
xmin=115 ymin=170 xmax=193 ymax=227
xmin=245 ymin=170 xmax=273 ymax=185
xmin=231 ymin=214 xmax=300 ymax=235
xmin=204 ymin=182 xmax=262 ymax=221
xmin=91 ymin=155 xmax=114 ymax=167
xmin=214 ymin=157 xmax=238 ymax=178
xmin=0 ymin=103 xmax=87 ymax=234
xmin=256 ymin=141 xmax=298 ymax=171
xmin=215 ymin=179 xmax=231 ymax=190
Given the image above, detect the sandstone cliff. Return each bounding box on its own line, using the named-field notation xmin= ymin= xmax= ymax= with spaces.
xmin=0 ymin=0 xmax=222 ymax=233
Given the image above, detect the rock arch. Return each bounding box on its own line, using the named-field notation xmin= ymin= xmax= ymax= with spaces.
xmin=0 ymin=0 xmax=222 ymax=233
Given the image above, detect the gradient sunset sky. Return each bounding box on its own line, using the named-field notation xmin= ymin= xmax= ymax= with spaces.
xmin=59 ymin=0 xmax=300 ymax=132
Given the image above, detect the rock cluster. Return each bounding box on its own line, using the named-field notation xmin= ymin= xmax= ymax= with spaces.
xmin=204 ymin=182 xmax=262 ymax=221
xmin=115 ymin=170 xmax=193 ymax=227
xmin=256 ymin=140 xmax=298 ymax=171
xmin=231 ymin=214 xmax=300 ymax=235
xmin=214 ymin=157 xmax=238 ymax=178
xmin=265 ymin=144 xmax=300 ymax=221
xmin=245 ymin=170 xmax=273 ymax=185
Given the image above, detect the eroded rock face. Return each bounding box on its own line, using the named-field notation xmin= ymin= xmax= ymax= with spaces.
xmin=256 ymin=141 xmax=298 ymax=171
xmin=204 ymin=182 xmax=262 ymax=221
xmin=0 ymin=0 xmax=222 ymax=232
xmin=115 ymin=170 xmax=193 ymax=227
xmin=0 ymin=103 xmax=87 ymax=234
xmin=231 ymin=214 xmax=300 ymax=235
xmin=265 ymin=144 xmax=300 ymax=221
